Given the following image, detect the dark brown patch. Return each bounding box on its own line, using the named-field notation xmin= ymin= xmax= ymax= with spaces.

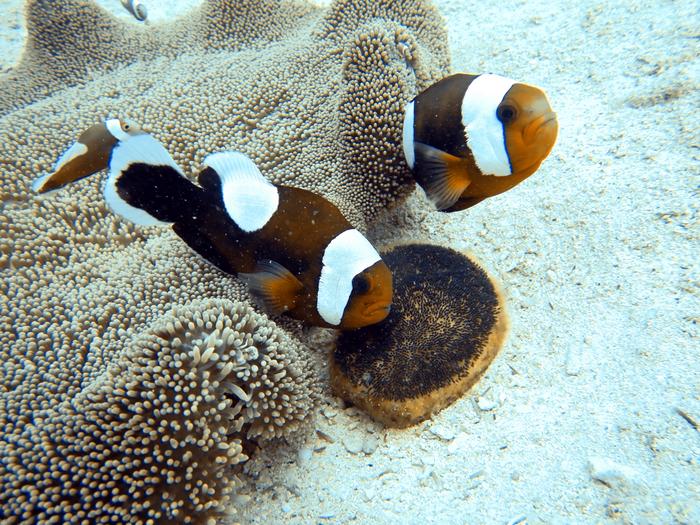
xmin=334 ymin=243 xmax=501 ymax=401
xmin=412 ymin=73 xmax=475 ymax=157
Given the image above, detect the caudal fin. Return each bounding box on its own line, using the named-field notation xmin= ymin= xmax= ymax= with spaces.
xmin=104 ymin=134 xmax=203 ymax=225
xmin=32 ymin=121 xmax=118 ymax=194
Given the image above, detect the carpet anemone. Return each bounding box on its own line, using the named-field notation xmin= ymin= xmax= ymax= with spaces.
xmin=0 ymin=0 xmax=450 ymax=521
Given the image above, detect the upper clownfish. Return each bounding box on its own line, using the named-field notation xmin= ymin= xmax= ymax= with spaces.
xmin=32 ymin=119 xmax=393 ymax=330
xmin=402 ymin=73 xmax=558 ymax=212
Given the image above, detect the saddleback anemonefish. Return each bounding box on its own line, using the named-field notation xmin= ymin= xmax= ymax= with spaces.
xmin=403 ymin=73 xmax=558 ymax=211
xmin=33 ymin=119 xmax=393 ymax=330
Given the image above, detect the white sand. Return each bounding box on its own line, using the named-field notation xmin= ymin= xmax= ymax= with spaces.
xmin=1 ymin=1 xmax=698 ymax=523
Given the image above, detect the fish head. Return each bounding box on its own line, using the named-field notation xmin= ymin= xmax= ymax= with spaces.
xmin=499 ymin=83 xmax=558 ymax=179
xmin=340 ymin=260 xmax=393 ymax=329
xmin=32 ymin=118 xmax=145 ymax=193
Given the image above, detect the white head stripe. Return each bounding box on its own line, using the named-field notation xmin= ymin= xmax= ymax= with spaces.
xmin=317 ymin=229 xmax=382 ymax=326
xmin=105 ymin=118 xmax=131 ymax=142
xmin=461 ymin=73 xmax=515 ymax=176
xmin=402 ymin=100 xmax=416 ymax=168
xmin=104 ymin=133 xmax=181 ymax=226
xmin=203 ymin=152 xmax=279 ymax=233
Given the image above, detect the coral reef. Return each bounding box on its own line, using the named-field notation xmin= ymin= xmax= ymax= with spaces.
xmin=0 ymin=0 xmax=450 ymax=521
xmin=330 ymin=243 xmax=508 ymax=427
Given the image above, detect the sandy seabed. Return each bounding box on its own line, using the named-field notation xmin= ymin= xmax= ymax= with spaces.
xmin=1 ymin=0 xmax=697 ymax=524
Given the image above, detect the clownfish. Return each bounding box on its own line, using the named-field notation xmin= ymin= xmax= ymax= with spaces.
xmin=402 ymin=73 xmax=558 ymax=212
xmin=120 ymin=0 xmax=147 ymax=22
xmin=33 ymin=119 xmax=393 ymax=330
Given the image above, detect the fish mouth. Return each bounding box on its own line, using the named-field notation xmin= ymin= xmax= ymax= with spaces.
xmin=523 ymin=111 xmax=558 ymax=144
xmin=364 ymin=304 xmax=391 ymax=318
xmin=537 ymin=112 xmax=558 ymax=138
xmin=541 ymin=111 xmax=558 ymax=125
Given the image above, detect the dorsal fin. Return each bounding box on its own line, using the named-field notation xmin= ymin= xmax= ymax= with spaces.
xmin=201 ymin=152 xmax=279 ymax=233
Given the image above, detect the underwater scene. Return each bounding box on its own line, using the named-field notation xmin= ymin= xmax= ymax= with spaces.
xmin=0 ymin=0 xmax=697 ymax=523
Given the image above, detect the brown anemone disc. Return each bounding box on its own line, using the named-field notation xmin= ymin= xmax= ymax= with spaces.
xmin=330 ymin=242 xmax=508 ymax=427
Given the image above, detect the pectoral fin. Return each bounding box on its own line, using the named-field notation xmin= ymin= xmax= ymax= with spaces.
xmin=413 ymin=142 xmax=471 ymax=210
xmin=444 ymin=195 xmax=486 ymax=213
xmin=238 ymin=260 xmax=303 ymax=316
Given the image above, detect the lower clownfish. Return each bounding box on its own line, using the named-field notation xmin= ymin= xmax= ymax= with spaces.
xmin=402 ymin=73 xmax=558 ymax=212
xmin=32 ymin=119 xmax=393 ymax=330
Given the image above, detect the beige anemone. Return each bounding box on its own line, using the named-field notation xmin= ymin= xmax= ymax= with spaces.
xmin=0 ymin=0 xmax=450 ymax=522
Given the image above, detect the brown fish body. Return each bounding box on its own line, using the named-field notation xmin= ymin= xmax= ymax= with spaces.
xmin=185 ymin=184 xmax=362 ymax=328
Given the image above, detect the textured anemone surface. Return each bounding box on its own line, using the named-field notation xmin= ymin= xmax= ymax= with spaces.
xmin=0 ymin=0 xmax=450 ymax=521
xmin=331 ymin=243 xmax=508 ymax=427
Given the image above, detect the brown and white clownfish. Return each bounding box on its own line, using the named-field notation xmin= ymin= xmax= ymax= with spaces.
xmin=32 ymin=119 xmax=393 ymax=330
xmin=402 ymin=73 xmax=558 ymax=212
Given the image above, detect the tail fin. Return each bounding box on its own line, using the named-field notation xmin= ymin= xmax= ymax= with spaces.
xmin=32 ymin=121 xmax=118 ymax=194
xmin=104 ymin=134 xmax=203 ymax=225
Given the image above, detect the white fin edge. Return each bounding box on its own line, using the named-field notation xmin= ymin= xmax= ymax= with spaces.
xmin=31 ymin=142 xmax=89 ymax=193
xmin=403 ymin=100 xmax=416 ymax=169
xmin=31 ymin=172 xmax=52 ymax=193
xmin=53 ymin=141 xmax=89 ymax=175
xmin=203 ymin=151 xmax=279 ymax=233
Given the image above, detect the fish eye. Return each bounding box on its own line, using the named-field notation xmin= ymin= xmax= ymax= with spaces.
xmin=352 ymin=274 xmax=371 ymax=295
xmin=120 ymin=119 xmax=141 ymax=133
xmin=497 ymin=104 xmax=518 ymax=124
